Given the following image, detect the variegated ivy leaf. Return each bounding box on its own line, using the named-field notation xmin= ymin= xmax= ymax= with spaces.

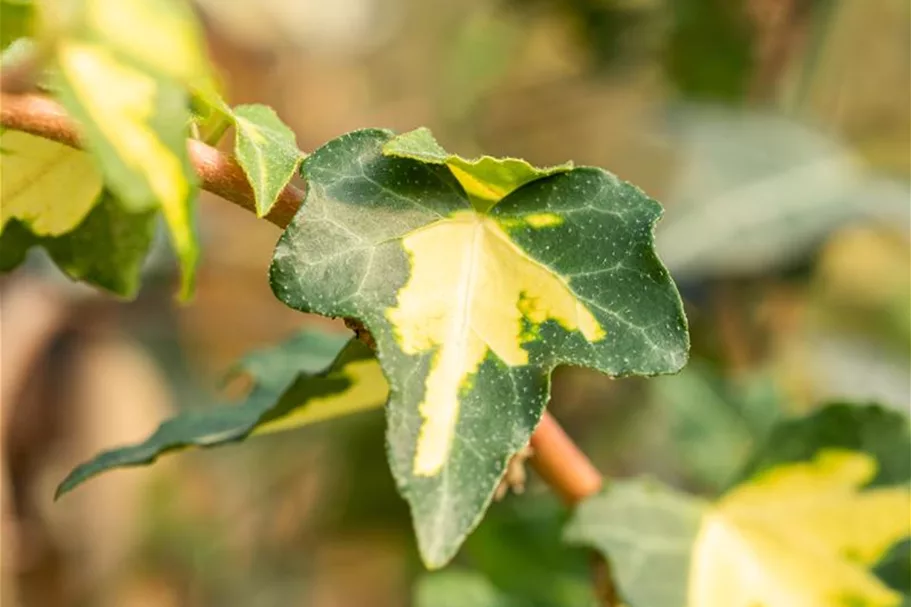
xmin=233 ymin=104 xmax=303 ymax=216
xmin=565 ymin=403 xmax=911 ymax=607
xmin=269 ymin=128 xmax=689 ymax=567
xmin=56 ymin=330 xmax=387 ymax=498
xmin=568 ymin=453 xmax=911 ymax=607
xmin=46 ymin=0 xmax=213 ymax=298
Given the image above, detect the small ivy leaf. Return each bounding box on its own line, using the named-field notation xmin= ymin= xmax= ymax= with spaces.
xmin=232 ymin=104 xmax=303 ymax=216
xmin=55 ymin=331 xmax=387 ymax=498
xmin=566 ymin=403 xmax=911 ymax=607
xmin=1 ymin=131 xmax=103 ymax=236
xmin=48 ymin=0 xmax=212 ymax=299
xmin=269 ymin=128 xmax=688 ymax=568
xmin=383 ymin=127 xmax=572 ymax=212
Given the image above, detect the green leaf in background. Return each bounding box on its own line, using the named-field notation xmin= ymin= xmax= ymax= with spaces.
xmin=270 ymin=128 xmax=688 ymax=567
xmin=1 ymin=131 xmax=103 ymax=236
xmin=663 ymin=0 xmax=753 ymax=102
xmin=45 ymin=0 xmax=215 ymax=298
xmin=464 ymin=495 xmax=597 ymax=607
xmin=566 ymin=403 xmax=911 ymax=607
xmin=232 ymin=104 xmax=303 ymax=216
xmin=651 ymin=360 xmax=782 ymax=491
xmin=414 ymin=570 xmax=521 ymax=607
xmin=656 ymin=107 xmax=911 ymax=279
xmin=438 ymin=7 xmax=520 ymax=124
xmin=56 ymin=330 xmax=387 ymax=498
xmin=383 ymin=127 xmax=572 ymax=212
xmin=0 ymin=0 xmax=32 ymax=50
xmin=564 ymin=479 xmax=704 ymax=607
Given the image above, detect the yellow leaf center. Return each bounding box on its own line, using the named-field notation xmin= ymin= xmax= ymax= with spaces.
xmin=387 ymin=210 xmax=604 ymax=476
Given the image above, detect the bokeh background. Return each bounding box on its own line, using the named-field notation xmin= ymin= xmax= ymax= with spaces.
xmin=2 ymin=0 xmax=909 ymax=605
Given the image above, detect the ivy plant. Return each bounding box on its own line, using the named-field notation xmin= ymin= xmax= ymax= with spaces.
xmin=1 ymin=0 xmax=908 ymax=604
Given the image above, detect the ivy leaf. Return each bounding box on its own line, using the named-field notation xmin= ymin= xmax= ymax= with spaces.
xmin=566 ymin=403 xmax=911 ymax=607
xmin=48 ymin=0 xmax=212 ymax=298
xmin=1 ymin=131 xmax=103 ymax=236
xmin=232 ymin=104 xmax=303 ymax=216
xmin=269 ymin=128 xmax=689 ymax=567
xmin=56 ymin=330 xmax=387 ymax=498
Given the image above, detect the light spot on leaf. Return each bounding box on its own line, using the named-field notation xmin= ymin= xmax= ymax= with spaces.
xmin=524 ymin=213 xmax=564 ymax=229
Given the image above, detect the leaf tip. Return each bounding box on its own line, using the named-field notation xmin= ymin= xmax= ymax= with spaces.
xmin=54 ymin=473 xmax=81 ymax=501
xmin=176 ymin=276 xmax=196 ymax=303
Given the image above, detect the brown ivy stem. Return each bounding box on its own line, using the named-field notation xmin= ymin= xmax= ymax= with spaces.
xmin=530 ymin=412 xmax=603 ymax=505
xmin=0 ymin=90 xmax=604 ymax=509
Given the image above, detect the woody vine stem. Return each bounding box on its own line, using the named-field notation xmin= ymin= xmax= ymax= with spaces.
xmin=0 ymin=90 xmax=604 ymax=508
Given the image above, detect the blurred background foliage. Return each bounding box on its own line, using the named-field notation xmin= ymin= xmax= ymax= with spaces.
xmin=1 ymin=0 xmax=908 ymax=605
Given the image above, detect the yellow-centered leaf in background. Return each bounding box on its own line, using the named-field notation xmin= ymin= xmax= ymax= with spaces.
xmin=690 ymin=450 xmax=911 ymax=607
